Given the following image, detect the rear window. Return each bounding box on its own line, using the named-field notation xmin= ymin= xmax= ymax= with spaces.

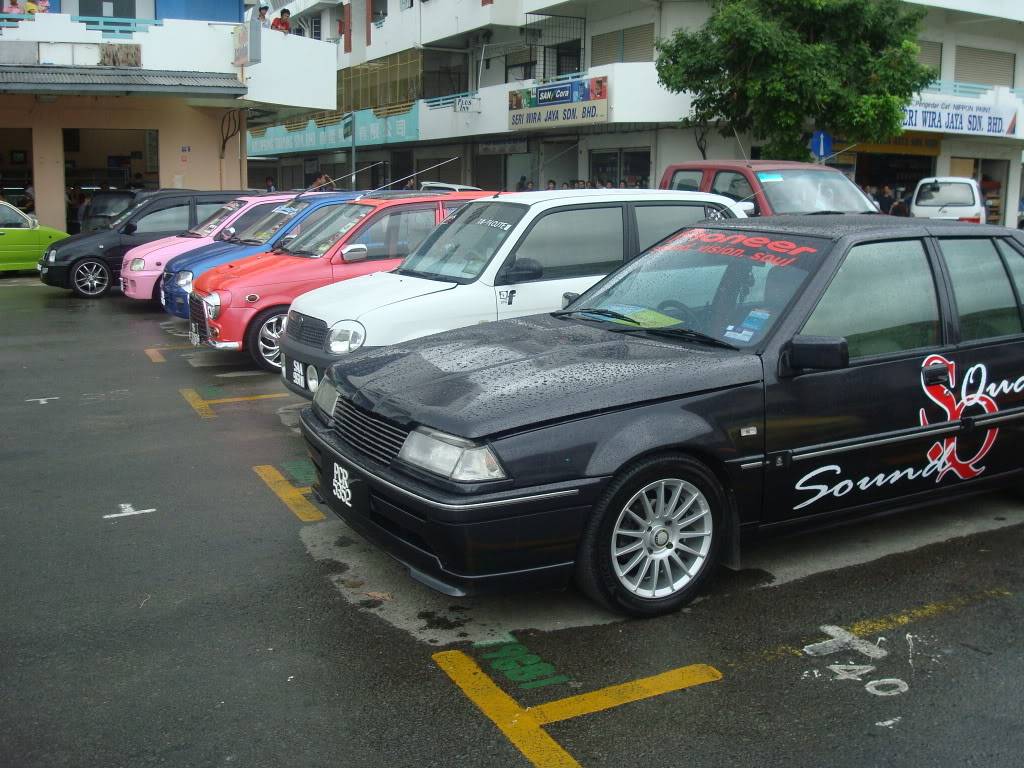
xmin=668 ymin=170 xmax=703 ymax=191
xmin=915 ymin=182 xmax=976 ymax=207
xmin=87 ymin=193 xmax=135 ymax=216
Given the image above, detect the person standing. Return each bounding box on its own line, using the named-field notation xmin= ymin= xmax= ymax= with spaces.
xmin=546 ymin=179 xmax=556 ymax=190
xmin=256 ymin=5 xmax=271 ymax=28
xmin=877 ymin=184 xmax=895 ymax=215
xmin=264 ymin=176 xmax=276 ymax=192
xmin=271 ymin=9 xmax=291 ymax=32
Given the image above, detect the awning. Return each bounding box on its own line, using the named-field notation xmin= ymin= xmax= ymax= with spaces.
xmin=0 ymin=66 xmax=247 ymax=97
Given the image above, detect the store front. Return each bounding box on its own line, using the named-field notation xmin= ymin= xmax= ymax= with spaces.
xmin=589 ymin=147 xmax=651 ymax=188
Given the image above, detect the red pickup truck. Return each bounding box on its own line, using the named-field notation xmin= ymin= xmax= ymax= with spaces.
xmin=659 ymin=160 xmax=875 ymax=216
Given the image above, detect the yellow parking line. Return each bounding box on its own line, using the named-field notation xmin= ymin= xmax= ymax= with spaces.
xmin=848 ymin=587 xmax=1012 ymax=637
xmin=528 ymin=664 xmax=722 ymax=725
xmin=145 ymin=344 xmax=193 ymax=363
xmin=179 ymin=388 xmax=215 ymax=419
xmin=206 ymin=393 xmax=289 ymax=406
xmin=253 ymin=465 xmax=325 ymax=522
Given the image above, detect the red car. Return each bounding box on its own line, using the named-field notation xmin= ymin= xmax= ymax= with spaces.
xmin=658 ymin=160 xmax=875 ymax=216
xmin=189 ymin=191 xmax=488 ymax=370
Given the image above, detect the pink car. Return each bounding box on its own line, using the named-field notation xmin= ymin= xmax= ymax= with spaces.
xmin=120 ymin=193 xmax=294 ymax=301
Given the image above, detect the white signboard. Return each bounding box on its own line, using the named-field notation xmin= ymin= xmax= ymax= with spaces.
xmin=902 ymin=95 xmax=1019 ymax=137
xmin=508 ymin=76 xmax=609 ymax=131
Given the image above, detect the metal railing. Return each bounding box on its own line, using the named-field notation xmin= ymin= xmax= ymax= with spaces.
xmin=423 ymin=92 xmax=472 ymax=110
xmin=0 ymin=12 xmax=33 ymax=30
xmin=71 ymin=15 xmax=163 ymax=39
xmin=921 ymin=79 xmax=994 ymax=98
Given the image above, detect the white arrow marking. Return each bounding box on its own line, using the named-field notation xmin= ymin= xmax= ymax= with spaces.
xmin=103 ymin=503 xmax=156 ymax=520
xmin=803 ymin=625 xmax=889 ymax=659
xmin=25 ymin=397 xmax=59 ymax=405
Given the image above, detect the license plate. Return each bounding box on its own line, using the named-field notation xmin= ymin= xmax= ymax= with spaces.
xmin=188 ymin=322 xmax=201 ymax=347
xmin=323 ymin=458 xmax=368 ymax=516
xmin=291 ymin=359 xmax=305 ymax=388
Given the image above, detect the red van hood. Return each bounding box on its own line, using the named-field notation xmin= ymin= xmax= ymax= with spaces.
xmin=194 ymin=251 xmax=323 ymax=294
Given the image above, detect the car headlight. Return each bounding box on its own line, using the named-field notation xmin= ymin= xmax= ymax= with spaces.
xmin=398 ymin=427 xmax=506 ymax=482
xmin=176 ymin=270 xmax=194 ymax=293
xmin=202 ymin=291 xmax=222 ymax=319
xmin=129 ymin=258 xmax=145 ymax=272
xmin=313 ymin=375 xmax=340 ymax=418
xmin=47 ymin=250 xmax=57 ymax=263
xmin=326 ymin=320 xmax=366 ymax=355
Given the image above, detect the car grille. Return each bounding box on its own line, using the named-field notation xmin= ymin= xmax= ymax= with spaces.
xmin=332 ymin=397 xmax=409 ymax=466
xmin=188 ymin=293 xmax=210 ymax=342
xmin=287 ymin=311 xmax=329 ymax=348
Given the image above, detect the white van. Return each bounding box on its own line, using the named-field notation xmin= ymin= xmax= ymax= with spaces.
xmin=910 ymin=177 xmax=986 ymax=223
xmin=279 ymin=189 xmax=744 ymax=397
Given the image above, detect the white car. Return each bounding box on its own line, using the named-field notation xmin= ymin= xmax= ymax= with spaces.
xmin=279 ymin=189 xmax=745 ymax=398
xmin=910 ymin=176 xmax=986 ymax=223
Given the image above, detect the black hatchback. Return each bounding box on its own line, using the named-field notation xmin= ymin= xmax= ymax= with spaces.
xmin=301 ymin=217 xmax=1024 ymax=616
xmin=40 ymin=189 xmax=247 ymax=298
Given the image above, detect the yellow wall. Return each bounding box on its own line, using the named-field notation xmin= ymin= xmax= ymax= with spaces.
xmin=0 ymin=95 xmax=248 ymax=229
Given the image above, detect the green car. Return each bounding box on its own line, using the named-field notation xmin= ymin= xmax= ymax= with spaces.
xmin=0 ymin=201 xmax=68 ymax=272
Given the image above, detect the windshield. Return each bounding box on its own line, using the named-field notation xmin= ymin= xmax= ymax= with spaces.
xmin=559 ymin=227 xmax=830 ymax=349
xmin=87 ymin=193 xmax=135 ymax=218
xmin=756 ymin=170 xmax=875 ymax=214
xmin=915 ymin=182 xmax=976 ymax=207
xmin=280 ymin=203 xmax=373 ymax=257
xmin=213 ymin=201 xmax=281 ymax=241
xmin=232 ymin=200 xmax=313 ymax=244
xmin=110 ymin=197 xmax=150 ymax=229
xmin=395 ymin=201 xmax=527 ymax=283
xmin=189 ymin=199 xmax=244 ymax=237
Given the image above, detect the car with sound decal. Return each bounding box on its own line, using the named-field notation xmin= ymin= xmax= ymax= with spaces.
xmin=302 ymin=216 xmax=1024 ymax=616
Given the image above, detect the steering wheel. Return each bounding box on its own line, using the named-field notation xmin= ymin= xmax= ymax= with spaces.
xmin=656 ymin=300 xmax=700 ymax=326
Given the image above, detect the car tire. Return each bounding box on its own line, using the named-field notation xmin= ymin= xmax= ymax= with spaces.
xmin=245 ymin=306 xmax=288 ymax=372
xmin=575 ymin=453 xmax=723 ymax=617
xmin=70 ymin=258 xmax=111 ymax=298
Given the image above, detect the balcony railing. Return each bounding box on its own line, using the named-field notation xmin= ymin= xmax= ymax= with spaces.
xmin=921 ymin=79 xmax=995 ymax=98
xmin=424 ymin=92 xmax=472 ymax=110
xmin=71 ymin=15 xmax=163 ymax=39
xmin=0 ymin=12 xmax=32 ymax=30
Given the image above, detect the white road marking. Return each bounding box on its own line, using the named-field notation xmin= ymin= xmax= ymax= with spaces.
xmin=216 ymin=371 xmax=268 ymax=378
xmin=300 ymin=519 xmax=619 ymax=646
xmin=827 ymin=664 xmax=876 ymax=681
xmin=160 ymin=320 xmax=190 ymax=338
xmin=865 ymin=678 xmax=909 ymax=697
xmin=103 ymin=503 xmax=156 ymax=520
xmin=25 ymin=397 xmax=59 ymax=405
xmin=876 ymin=717 xmax=902 ymax=729
xmin=804 ymin=626 xmax=889 ymax=659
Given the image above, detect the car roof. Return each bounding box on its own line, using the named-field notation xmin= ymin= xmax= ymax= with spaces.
xmin=472 ymin=189 xmax=740 ymax=206
xmin=664 ymin=160 xmax=842 ymax=172
xmin=700 ymin=214 xmax=1017 ymax=241
xmin=915 ymin=177 xmax=979 ymax=185
xmin=355 ymin=190 xmax=491 ymax=206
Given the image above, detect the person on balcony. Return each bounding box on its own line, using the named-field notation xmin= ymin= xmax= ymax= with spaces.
xmin=271 ymin=9 xmax=291 ymax=33
xmin=256 ymin=5 xmax=271 ymax=28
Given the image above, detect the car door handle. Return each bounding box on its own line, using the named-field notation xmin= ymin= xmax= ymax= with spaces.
xmin=922 ymin=364 xmax=950 ymax=386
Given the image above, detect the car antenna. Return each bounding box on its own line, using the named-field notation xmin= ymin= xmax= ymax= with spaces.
xmin=359 ymin=157 xmax=460 ymax=199
xmin=292 ymin=161 xmax=387 ymax=201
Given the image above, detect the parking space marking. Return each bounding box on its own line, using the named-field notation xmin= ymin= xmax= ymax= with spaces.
xmin=144 ymin=345 xmax=192 ymax=363
xmin=180 ymin=388 xmax=289 ymax=419
xmin=103 ymin=503 xmax=156 ymax=520
xmin=253 ymin=465 xmax=324 ymax=522
xmin=434 ymin=650 xmax=722 ymax=768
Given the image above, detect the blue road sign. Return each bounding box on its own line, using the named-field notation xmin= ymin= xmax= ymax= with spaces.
xmin=810 ymin=130 xmax=833 ymax=159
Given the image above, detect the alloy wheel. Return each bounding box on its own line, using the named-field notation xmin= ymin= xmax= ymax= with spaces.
xmin=73 ymin=261 xmax=109 ymax=297
xmin=257 ymin=314 xmax=285 ymax=368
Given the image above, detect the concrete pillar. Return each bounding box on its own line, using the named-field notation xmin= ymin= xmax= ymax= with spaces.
xmin=31 ymin=123 xmax=65 ymax=231
xmin=1003 ymin=155 xmax=1020 ymax=227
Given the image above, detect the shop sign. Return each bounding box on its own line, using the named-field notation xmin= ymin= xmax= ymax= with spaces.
xmin=902 ymin=95 xmax=1019 ymax=138
xmin=453 ymin=96 xmax=481 ymax=113
xmin=477 ymin=139 xmax=528 ymax=155
xmin=508 ymin=76 xmax=609 ymax=131
xmin=247 ymin=108 xmax=419 ymax=156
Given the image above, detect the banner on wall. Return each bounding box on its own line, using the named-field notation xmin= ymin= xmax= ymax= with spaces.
xmin=247 ymin=109 xmax=419 ymax=156
xmin=902 ymin=94 xmax=1020 ymax=138
xmin=508 ymin=76 xmax=609 ymax=130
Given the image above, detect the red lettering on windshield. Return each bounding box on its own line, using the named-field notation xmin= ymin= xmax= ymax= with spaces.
xmin=654 ymin=228 xmax=817 ymax=266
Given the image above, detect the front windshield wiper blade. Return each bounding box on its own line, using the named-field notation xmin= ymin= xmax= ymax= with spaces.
xmin=284 ymin=248 xmax=316 ymax=256
xmin=552 ymin=307 xmax=641 ymax=325
xmin=619 ymin=326 xmax=739 ymax=351
xmin=804 ymin=210 xmax=849 ymax=215
xmin=236 ymin=238 xmax=264 ymax=245
xmin=393 ymin=267 xmax=448 ymax=281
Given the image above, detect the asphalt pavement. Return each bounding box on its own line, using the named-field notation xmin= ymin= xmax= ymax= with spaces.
xmin=1 ymin=273 xmax=1022 ymax=768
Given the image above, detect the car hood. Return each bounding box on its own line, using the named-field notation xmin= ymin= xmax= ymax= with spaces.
xmin=329 ymin=314 xmax=764 ymax=439
xmin=52 ymin=228 xmax=119 ymax=259
xmin=124 ymin=235 xmax=194 ymax=265
xmin=196 ymin=251 xmax=314 ymax=292
xmin=166 ymin=241 xmax=256 ymax=274
xmin=292 ymin=270 xmax=457 ymax=323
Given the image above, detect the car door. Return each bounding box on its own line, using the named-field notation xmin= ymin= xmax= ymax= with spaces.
xmin=764 ymin=237 xmax=954 ymax=522
xmin=0 ymin=203 xmax=35 ymax=269
xmin=931 ymin=236 xmax=1024 ymax=481
xmin=494 ymin=204 xmax=627 ymax=320
xmin=114 ymin=197 xmax=193 ymax=271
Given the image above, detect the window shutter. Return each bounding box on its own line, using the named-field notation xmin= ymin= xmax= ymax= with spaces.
xmin=916 ymin=40 xmax=941 ymax=72
xmin=954 ymin=45 xmax=1014 ymax=87
xmin=621 ymin=24 xmax=654 ymax=63
xmin=591 ymin=30 xmax=619 ymax=67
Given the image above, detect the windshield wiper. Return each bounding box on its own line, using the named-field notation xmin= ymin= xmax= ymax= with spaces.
xmin=237 ymin=238 xmax=264 ymax=245
xmin=552 ymin=307 xmax=641 ymax=325
xmin=393 ymin=267 xmax=448 ymax=281
xmin=284 ymin=248 xmax=316 ymax=257
xmin=618 ymin=326 xmax=739 ymax=350
xmin=804 ymin=210 xmax=849 ymax=215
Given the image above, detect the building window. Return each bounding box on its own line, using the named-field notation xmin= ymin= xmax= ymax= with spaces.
xmin=589 ymin=148 xmax=651 ymax=188
xmin=917 ymin=40 xmax=941 ymax=73
xmin=591 ymin=24 xmax=655 ymax=67
xmin=954 ymin=45 xmax=1014 ymax=87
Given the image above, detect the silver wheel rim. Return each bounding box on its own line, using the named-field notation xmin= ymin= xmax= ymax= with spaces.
xmin=257 ymin=314 xmax=285 ymax=368
xmin=611 ymin=478 xmax=713 ymax=599
xmin=74 ymin=262 xmax=108 ymax=295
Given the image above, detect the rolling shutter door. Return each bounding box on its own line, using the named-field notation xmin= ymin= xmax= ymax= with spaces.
xmin=591 ymin=30 xmax=618 ymax=67
xmin=954 ymin=45 xmax=1015 ymax=87
xmin=917 ymin=40 xmax=941 ymax=72
xmin=622 ymin=23 xmax=655 ymax=62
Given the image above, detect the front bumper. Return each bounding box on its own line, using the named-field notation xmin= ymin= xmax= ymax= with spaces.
xmin=39 ymin=262 xmax=70 ymax=288
xmin=279 ymin=333 xmax=345 ymax=400
xmin=161 ymin=274 xmax=191 ymax=319
xmin=121 ymin=269 xmax=161 ymax=301
xmin=300 ymin=407 xmax=599 ymax=596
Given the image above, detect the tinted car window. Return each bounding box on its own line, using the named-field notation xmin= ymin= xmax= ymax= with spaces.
xmin=196 ymin=201 xmax=225 ymax=224
xmin=803 ymin=240 xmax=939 ymax=358
xmin=939 ymin=238 xmax=1022 ymax=341
xmin=669 ymin=170 xmax=703 ymax=191
xmin=133 ymin=202 xmax=191 ymax=234
xmin=387 ymin=208 xmax=438 ymax=259
xmin=916 ymin=182 xmax=975 ymax=207
xmin=995 ymin=239 xmax=1024 ymax=307
xmin=192 ymin=200 xmax=243 ymax=237
xmin=280 ymin=203 xmax=373 ymax=257
xmin=0 ymin=204 xmax=27 ymax=227
xmin=635 ymin=204 xmax=720 ymax=252
xmin=235 ymin=200 xmax=313 ymax=244
xmin=513 ymin=206 xmax=624 ymax=280
xmin=216 ymin=202 xmax=279 ymax=241
xmin=711 ymin=172 xmax=754 ymax=202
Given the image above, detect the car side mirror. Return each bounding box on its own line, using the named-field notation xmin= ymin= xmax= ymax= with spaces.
xmin=222 ymin=226 xmax=236 ymax=239
xmin=123 ymin=221 xmax=138 ymax=235
xmin=785 ymin=335 xmax=849 ymax=374
xmin=501 ymin=257 xmax=544 ymax=284
xmin=28 ymin=214 xmax=39 ymax=228
xmin=341 ymin=243 xmax=368 ymax=262
xmin=562 ymin=292 xmax=579 ymax=309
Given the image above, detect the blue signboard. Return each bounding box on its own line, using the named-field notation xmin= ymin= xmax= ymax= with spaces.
xmin=247 ymin=108 xmax=419 ymax=156
xmin=810 ymin=130 xmax=833 ymax=159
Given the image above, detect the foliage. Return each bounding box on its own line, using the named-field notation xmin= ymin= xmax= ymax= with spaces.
xmin=656 ymin=0 xmax=937 ymax=159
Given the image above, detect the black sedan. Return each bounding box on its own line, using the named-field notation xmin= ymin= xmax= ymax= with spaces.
xmin=300 ymin=216 xmax=1024 ymax=616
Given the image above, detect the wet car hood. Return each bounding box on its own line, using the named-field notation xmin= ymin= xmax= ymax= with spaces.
xmin=166 ymin=240 xmax=253 ymax=274
xmin=292 ymin=270 xmax=457 ymax=324
xmin=195 ymin=250 xmax=317 ymax=293
xmin=51 ymin=228 xmax=120 ymax=261
xmin=329 ymin=313 xmax=764 ymax=439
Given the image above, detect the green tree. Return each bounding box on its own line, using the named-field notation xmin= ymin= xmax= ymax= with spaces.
xmin=656 ymin=0 xmax=937 ymax=160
